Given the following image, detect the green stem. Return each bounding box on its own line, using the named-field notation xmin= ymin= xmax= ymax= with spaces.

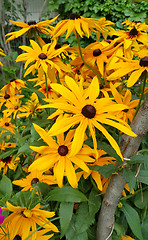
xmin=28 ymin=186 xmax=38 ymax=210
xmin=76 ymin=32 xmax=104 ymax=86
xmin=45 ymin=72 xmax=49 ymax=98
xmin=133 ymin=70 xmax=147 ymax=119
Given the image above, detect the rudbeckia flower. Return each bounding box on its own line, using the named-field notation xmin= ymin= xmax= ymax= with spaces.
xmin=3 ymin=97 xmax=22 ymax=119
xmin=5 ymin=16 xmax=58 ymax=42
xmin=0 ymin=87 xmax=23 ymax=109
xmin=28 ymin=125 xmax=95 ymax=188
xmin=1 ymin=78 xmax=26 ymax=95
xmin=107 ymin=51 xmax=148 ymax=87
xmin=1 ymin=201 xmax=58 ymax=240
xmin=42 ymin=76 xmax=136 ymax=159
xmin=0 ymin=48 xmax=6 ymax=66
xmin=0 ymin=113 xmax=16 ymax=134
xmin=0 ymin=156 xmax=20 ymax=175
xmin=18 ymin=92 xmax=42 ymax=118
xmin=76 ymin=150 xmax=115 ymax=191
xmin=121 ymin=236 xmax=135 ymax=240
xmin=16 ymin=40 xmax=71 ymax=77
xmin=13 ymin=170 xmax=57 ymax=191
xmin=110 ymin=83 xmax=139 ymax=122
xmin=53 ymin=12 xmax=104 ymax=39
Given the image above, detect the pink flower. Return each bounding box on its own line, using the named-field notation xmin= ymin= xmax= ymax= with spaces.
xmin=0 ymin=207 xmax=4 ymax=224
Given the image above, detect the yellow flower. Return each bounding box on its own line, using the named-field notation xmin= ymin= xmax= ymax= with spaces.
xmin=18 ymin=92 xmax=42 ymax=118
xmin=107 ymin=52 xmax=148 ymax=87
xmin=0 ymin=156 xmax=20 ymax=175
xmin=1 ymin=78 xmax=26 ymax=95
xmin=0 ymin=87 xmax=23 ymax=109
xmin=16 ymin=40 xmax=71 ymax=77
xmin=3 ymin=97 xmax=22 ymax=119
xmin=76 ymin=150 xmax=115 ymax=191
xmin=110 ymin=83 xmax=139 ymax=122
xmin=5 ymin=16 xmax=58 ymax=42
xmin=0 ymin=48 xmax=6 ymax=66
xmin=28 ymin=125 xmax=94 ymax=188
xmin=1 ymin=201 xmax=58 ymax=240
xmin=13 ymin=170 xmax=57 ymax=191
xmin=0 ymin=113 xmax=16 ymax=134
xmin=42 ymin=76 xmax=136 ymax=160
xmin=53 ymin=12 xmax=105 ymax=39
xmin=121 ymin=236 xmax=135 ymax=240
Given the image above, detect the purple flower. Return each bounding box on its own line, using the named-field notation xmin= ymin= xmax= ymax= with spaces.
xmin=0 ymin=207 xmax=4 ymax=224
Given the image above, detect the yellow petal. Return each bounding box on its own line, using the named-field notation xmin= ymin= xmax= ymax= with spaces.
xmin=88 ymin=76 xmax=100 ymax=104
xmin=127 ymin=68 xmax=144 ymax=87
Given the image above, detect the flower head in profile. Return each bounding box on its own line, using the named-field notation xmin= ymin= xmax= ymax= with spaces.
xmin=28 ymin=124 xmax=95 ymax=188
xmin=53 ymin=12 xmax=105 ymax=39
xmin=42 ymin=76 xmax=136 ymax=160
xmin=1 ymin=78 xmax=26 ymax=95
xmin=5 ymin=16 xmax=58 ymax=42
xmin=0 ymin=48 xmax=6 ymax=66
xmin=16 ymin=40 xmax=71 ymax=77
xmin=107 ymin=49 xmax=148 ymax=87
xmin=110 ymin=83 xmax=139 ymax=122
xmin=76 ymin=150 xmax=115 ymax=191
xmin=1 ymin=201 xmax=58 ymax=240
xmin=13 ymin=170 xmax=57 ymax=191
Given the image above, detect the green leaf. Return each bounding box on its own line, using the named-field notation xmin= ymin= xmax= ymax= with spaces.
xmin=0 ymin=148 xmax=16 ymax=159
xmin=123 ymin=168 xmax=136 ymax=192
xmin=139 ymin=169 xmax=148 ymax=185
xmin=121 ymin=202 xmax=143 ymax=240
xmin=141 ymin=216 xmax=148 ymax=239
xmin=130 ymin=155 xmax=148 ymax=164
xmin=46 ymin=186 xmax=87 ymax=202
xmin=88 ymin=188 xmax=101 ymax=217
xmin=75 ymin=202 xmax=92 ymax=234
xmin=59 ymin=202 xmax=74 ymax=238
xmin=134 ymin=191 xmax=148 ymax=209
xmin=0 ymin=175 xmax=12 ymax=199
xmin=98 ymin=164 xmax=118 ymax=178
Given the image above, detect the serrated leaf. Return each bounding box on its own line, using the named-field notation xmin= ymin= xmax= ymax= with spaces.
xmin=98 ymin=164 xmax=118 ymax=178
xmin=59 ymin=202 xmax=74 ymax=238
xmin=0 ymin=175 xmax=12 ymax=199
xmin=121 ymin=202 xmax=143 ymax=240
xmin=130 ymin=155 xmax=148 ymax=164
xmin=46 ymin=186 xmax=87 ymax=202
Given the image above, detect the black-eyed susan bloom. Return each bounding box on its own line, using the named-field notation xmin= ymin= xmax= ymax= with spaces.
xmin=0 ymin=156 xmax=20 ymax=175
xmin=16 ymin=40 xmax=71 ymax=77
xmin=53 ymin=12 xmax=107 ymax=39
xmin=13 ymin=170 xmax=57 ymax=191
xmin=107 ymin=50 xmax=148 ymax=87
xmin=42 ymin=76 xmax=136 ymax=160
xmin=1 ymin=201 xmax=58 ymax=240
xmin=28 ymin=125 xmax=95 ymax=188
xmin=0 ymin=48 xmax=6 ymax=66
xmin=5 ymin=16 xmax=58 ymax=42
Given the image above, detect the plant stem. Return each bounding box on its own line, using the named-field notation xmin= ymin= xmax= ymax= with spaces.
xmin=76 ymin=32 xmax=104 ymax=85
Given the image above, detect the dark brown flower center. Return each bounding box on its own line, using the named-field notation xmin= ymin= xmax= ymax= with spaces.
xmin=82 ymin=105 xmax=96 ymax=119
xmin=123 ymin=109 xmax=129 ymax=113
xmin=69 ymin=12 xmax=80 ymax=20
xmin=4 ymin=94 xmax=10 ymax=99
xmin=31 ymin=178 xmax=39 ymax=185
xmin=21 ymin=211 xmax=27 ymax=218
xmin=129 ymin=27 xmax=138 ymax=37
xmin=55 ymin=44 xmax=61 ymax=49
xmin=14 ymin=106 xmax=19 ymax=110
xmin=58 ymin=145 xmax=68 ymax=156
xmin=2 ymin=157 xmax=11 ymax=163
xmin=28 ymin=20 xmax=36 ymax=25
xmin=5 ymin=122 xmax=10 ymax=126
xmin=13 ymin=235 xmax=22 ymax=240
xmin=10 ymin=79 xmax=15 ymax=82
xmin=139 ymin=56 xmax=148 ymax=67
xmin=38 ymin=53 xmax=47 ymax=59
xmin=93 ymin=49 xmax=102 ymax=57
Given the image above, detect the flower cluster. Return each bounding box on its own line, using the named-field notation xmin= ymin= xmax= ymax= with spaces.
xmin=0 ymin=12 xmax=147 ymax=240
